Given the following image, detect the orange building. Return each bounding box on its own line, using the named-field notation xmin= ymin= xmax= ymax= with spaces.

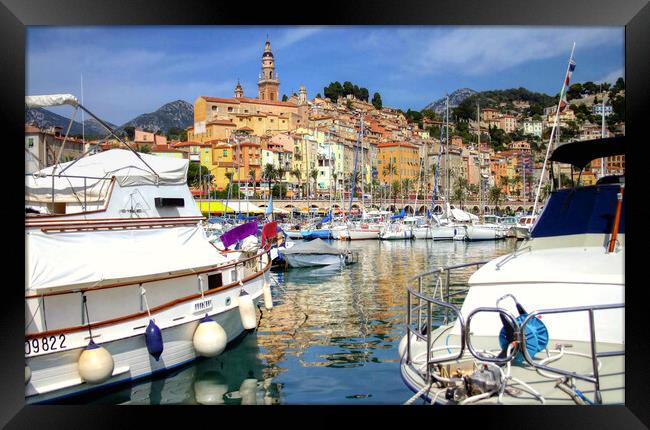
xmin=377 ymin=141 xmax=420 ymax=185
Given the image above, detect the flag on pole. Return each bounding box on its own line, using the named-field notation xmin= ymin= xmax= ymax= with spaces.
xmin=558 ymin=59 xmax=576 ymax=112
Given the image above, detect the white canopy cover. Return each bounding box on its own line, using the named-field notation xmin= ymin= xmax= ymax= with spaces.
xmin=26 ymin=225 xmax=229 ymax=292
xmin=26 ymin=149 xmax=189 ymax=202
xmin=25 ymin=94 xmax=79 ymax=109
xmin=450 ymin=208 xmax=479 ymax=222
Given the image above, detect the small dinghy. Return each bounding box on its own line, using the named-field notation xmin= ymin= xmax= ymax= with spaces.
xmin=282 ymin=238 xmax=357 ymax=268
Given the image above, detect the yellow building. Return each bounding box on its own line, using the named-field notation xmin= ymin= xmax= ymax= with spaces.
xmin=190 ymin=39 xmax=309 ymax=142
xmin=377 ymin=142 xmax=420 ymax=185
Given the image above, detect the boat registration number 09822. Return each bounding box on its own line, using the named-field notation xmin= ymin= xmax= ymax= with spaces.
xmin=25 ymin=335 xmax=66 ymax=356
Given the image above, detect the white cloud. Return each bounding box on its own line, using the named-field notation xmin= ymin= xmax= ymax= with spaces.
xmin=359 ymin=27 xmax=622 ymax=77
xmin=596 ymin=68 xmax=624 ymax=84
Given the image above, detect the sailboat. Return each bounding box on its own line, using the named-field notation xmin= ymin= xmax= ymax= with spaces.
xmin=428 ymin=95 xmax=468 ymax=240
xmin=463 ymin=102 xmax=506 ymax=241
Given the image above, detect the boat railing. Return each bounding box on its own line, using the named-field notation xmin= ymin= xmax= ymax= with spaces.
xmin=406 ymin=263 xmax=624 ymax=404
xmin=517 ymin=303 xmax=624 ymax=404
xmin=405 ymin=261 xmax=488 ymax=382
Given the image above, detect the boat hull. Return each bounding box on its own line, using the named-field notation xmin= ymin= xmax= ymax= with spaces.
xmin=465 ymin=225 xmax=505 ymax=241
xmin=26 ymin=279 xmax=266 ymax=404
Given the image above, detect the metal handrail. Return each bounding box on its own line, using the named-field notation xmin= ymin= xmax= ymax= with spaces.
xmin=406 ymin=262 xmax=625 ymax=404
xmin=518 ymin=303 xmax=625 ymax=404
xmin=405 ymin=260 xmax=487 ymax=382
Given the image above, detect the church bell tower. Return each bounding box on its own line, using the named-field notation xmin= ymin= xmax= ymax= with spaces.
xmin=257 ymin=37 xmax=280 ymax=101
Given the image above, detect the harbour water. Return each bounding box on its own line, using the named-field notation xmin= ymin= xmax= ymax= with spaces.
xmin=75 ymin=239 xmax=517 ymax=405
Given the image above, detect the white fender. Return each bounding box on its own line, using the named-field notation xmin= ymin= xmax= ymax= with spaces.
xmin=78 ymin=341 xmax=114 ymax=384
xmin=192 ymin=317 xmax=227 ymax=357
xmin=263 ymin=280 xmax=273 ymax=310
xmin=238 ymin=290 xmax=257 ymax=330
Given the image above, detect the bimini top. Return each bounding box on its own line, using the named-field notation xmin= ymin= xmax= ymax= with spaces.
xmin=550 ymin=136 xmax=626 ymax=170
xmin=26 ymin=149 xmax=190 ymax=204
xmin=28 ymin=149 xmax=188 ymax=186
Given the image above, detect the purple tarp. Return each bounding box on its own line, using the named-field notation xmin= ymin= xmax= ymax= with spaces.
xmin=219 ymin=221 xmax=258 ymax=249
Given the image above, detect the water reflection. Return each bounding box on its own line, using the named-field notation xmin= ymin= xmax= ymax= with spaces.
xmin=82 ymin=239 xmax=516 ymax=404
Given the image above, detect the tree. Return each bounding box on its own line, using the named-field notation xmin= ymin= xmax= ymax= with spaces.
xmin=324 ymin=81 xmax=344 ymax=102
xmin=488 ymin=186 xmax=502 ymax=206
xmin=291 ymin=168 xmax=303 ymax=198
xmin=316 ymin=93 xmax=322 ymax=99
xmin=566 ymin=83 xmax=583 ymax=100
xmin=123 ymin=126 xmax=135 ymax=140
xmin=310 ymin=168 xmax=319 ymax=197
xmin=452 ymin=177 xmax=468 ymax=208
xmin=282 ymin=94 xmax=288 ymax=102
xmin=372 ymin=92 xmax=382 ymax=110
xmin=272 ymin=183 xmax=287 ymax=198
xmin=166 ymin=127 xmax=187 ymax=141
xmin=343 ymin=81 xmax=354 ymax=97
xmin=276 ymin=167 xmax=286 ymax=198
xmin=187 ymin=162 xmax=212 ymax=187
xmin=263 ymin=163 xmax=277 ymax=198
xmin=359 ymin=87 xmax=369 ymax=102
xmin=140 ymin=144 xmax=151 ymax=154
xmin=402 ymin=178 xmax=413 ymax=200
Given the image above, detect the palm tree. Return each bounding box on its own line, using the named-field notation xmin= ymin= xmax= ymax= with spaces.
xmin=453 ymin=177 xmax=469 ymax=209
xmin=310 ymin=168 xmax=319 ymax=198
xmin=263 ymin=163 xmax=277 ymax=199
xmin=383 ymin=163 xmax=397 ymax=203
xmin=402 ymin=178 xmax=413 ymax=200
xmin=276 ymin=167 xmax=286 ymax=199
xmin=291 ymin=168 xmax=303 ymax=199
xmin=488 ymin=185 xmax=502 ymax=206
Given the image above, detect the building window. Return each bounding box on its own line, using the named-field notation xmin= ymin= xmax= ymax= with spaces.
xmin=228 ymin=107 xmax=233 ymax=112
xmin=27 ymin=137 xmax=34 ymax=148
xmin=212 ymin=106 xmax=217 ymax=111
xmin=223 ymin=150 xmax=228 ymax=156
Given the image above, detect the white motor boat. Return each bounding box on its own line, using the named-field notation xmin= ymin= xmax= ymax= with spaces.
xmin=399 ymin=137 xmax=625 ymax=405
xmin=24 ymin=95 xmax=273 ymax=404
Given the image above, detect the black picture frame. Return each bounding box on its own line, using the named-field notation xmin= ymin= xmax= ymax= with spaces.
xmin=2 ymin=0 xmax=648 ymax=428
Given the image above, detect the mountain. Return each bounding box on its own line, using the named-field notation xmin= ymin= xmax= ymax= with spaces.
xmin=119 ymin=100 xmax=193 ymax=134
xmin=25 ymin=108 xmax=117 ymax=137
xmin=423 ymin=88 xmax=477 ymax=114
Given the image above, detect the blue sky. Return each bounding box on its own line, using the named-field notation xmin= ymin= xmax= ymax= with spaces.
xmin=27 ymin=26 xmax=624 ymax=125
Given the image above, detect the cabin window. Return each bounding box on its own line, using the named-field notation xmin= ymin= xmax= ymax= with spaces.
xmin=207 ymin=273 xmax=223 ymax=290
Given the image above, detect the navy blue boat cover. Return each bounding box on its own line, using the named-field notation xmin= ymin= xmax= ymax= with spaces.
xmin=531 ymin=184 xmax=625 ymax=238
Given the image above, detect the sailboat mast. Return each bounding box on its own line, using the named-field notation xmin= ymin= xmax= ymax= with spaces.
xmin=445 ymin=95 xmax=450 ymax=208
xmin=477 ymin=101 xmax=482 ymax=217
xmin=601 ymin=95 xmax=607 ymax=177
xmin=532 ymin=42 xmax=576 ymax=217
